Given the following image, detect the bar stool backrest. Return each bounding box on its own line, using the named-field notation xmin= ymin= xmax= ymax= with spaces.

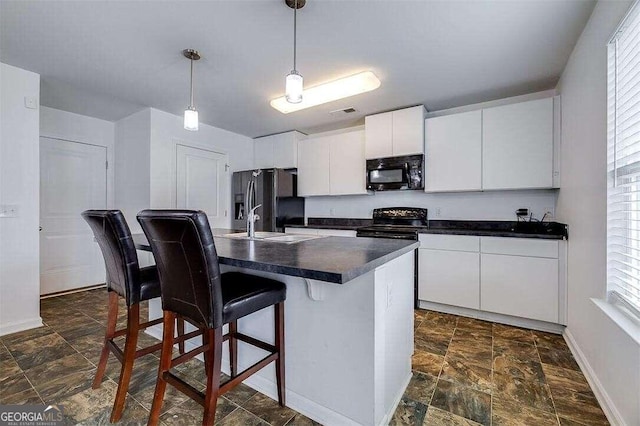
xmin=81 ymin=209 xmax=141 ymax=306
xmin=137 ymin=210 xmax=223 ymax=329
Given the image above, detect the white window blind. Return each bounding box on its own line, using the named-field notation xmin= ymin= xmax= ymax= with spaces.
xmin=608 ymin=0 xmax=640 ymax=316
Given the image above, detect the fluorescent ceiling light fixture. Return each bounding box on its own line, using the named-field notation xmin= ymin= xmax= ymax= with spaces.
xmin=270 ymin=71 xmax=381 ymax=114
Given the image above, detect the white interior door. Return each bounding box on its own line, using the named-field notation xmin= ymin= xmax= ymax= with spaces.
xmin=40 ymin=137 xmax=107 ymax=295
xmin=176 ymin=145 xmax=228 ymax=228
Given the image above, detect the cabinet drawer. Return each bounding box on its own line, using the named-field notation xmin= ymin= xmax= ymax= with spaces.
xmin=316 ymin=229 xmax=357 ymax=237
xmin=481 ymin=237 xmax=558 ymax=258
xmin=285 ymin=228 xmax=319 ymax=235
xmin=418 ymin=234 xmax=480 ymax=252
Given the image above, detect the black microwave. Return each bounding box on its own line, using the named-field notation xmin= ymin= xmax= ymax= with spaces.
xmin=366 ymin=154 xmax=424 ymax=191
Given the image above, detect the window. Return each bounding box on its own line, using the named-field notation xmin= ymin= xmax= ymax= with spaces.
xmin=607 ymin=1 xmax=640 ymax=316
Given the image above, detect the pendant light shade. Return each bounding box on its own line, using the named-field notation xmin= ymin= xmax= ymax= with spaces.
xmin=285 ymin=0 xmax=304 ymax=104
xmin=184 ymin=107 xmax=199 ymax=131
xmin=183 ymin=49 xmax=201 ymax=131
xmin=285 ymin=70 xmax=303 ymax=103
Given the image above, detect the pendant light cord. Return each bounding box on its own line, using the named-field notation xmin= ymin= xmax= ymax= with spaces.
xmin=189 ymin=57 xmax=195 ymax=108
xmin=293 ymin=0 xmax=298 ymax=71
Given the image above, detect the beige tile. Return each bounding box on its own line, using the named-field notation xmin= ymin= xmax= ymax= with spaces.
xmin=160 ymin=396 xmax=237 ymax=425
xmin=493 ymin=323 xmax=534 ymax=344
xmin=492 ymin=372 xmax=555 ymax=413
xmin=424 ymin=406 xmax=483 ymax=425
xmin=551 ymin=386 xmax=610 ymax=426
xmin=492 ymin=396 xmax=560 ymax=425
xmin=412 ymin=350 xmax=444 ymax=376
xmin=440 ymin=355 xmax=492 ymax=393
xmin=542 ymin=363 xmax=591 ymax=393
xmin=217 ymin=407 xmax=269 ymax=426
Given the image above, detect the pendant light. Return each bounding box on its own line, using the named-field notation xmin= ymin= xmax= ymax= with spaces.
xmin=183 ymin=49 xmax=201 ymax=131
xmin=285 ymin=0 xmax=305 ymax=104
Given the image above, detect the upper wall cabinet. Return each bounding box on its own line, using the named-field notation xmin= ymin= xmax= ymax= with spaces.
xmin=254 ymin=131 xmax=304 ymax=169
xmin=298 ymin=128 xmax=367 ymax=197
xmin=482 ymin=98 xmax=554 ymax=190
xmin=424 ymin=97 xmax=559 ymax=192
xmin=365 ymin=106 xmax=425 ymax=159
xmin=425 ymin=110 xmax=482 ymax=192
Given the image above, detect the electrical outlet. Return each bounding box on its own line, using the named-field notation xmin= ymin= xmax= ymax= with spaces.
xmin=434 ymin=207 xmax=442 ymax=217
xmin=329 ymin=208 xmax=336 ymax=216
xmin=24 ymin=97 xmax=37 ymax=109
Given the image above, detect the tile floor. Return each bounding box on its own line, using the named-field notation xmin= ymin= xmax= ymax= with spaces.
xmin=0 ymin=288 xmax=608 ymax=425
xmin=392 ymin=309 xmax=609 ymax=426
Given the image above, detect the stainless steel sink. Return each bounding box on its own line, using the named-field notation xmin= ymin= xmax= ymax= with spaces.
xmin=219 ymin=232 xmax=324 ymax=243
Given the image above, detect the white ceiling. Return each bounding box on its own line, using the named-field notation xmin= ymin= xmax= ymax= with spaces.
xmin=1 ymin=0 xmax=595 ymax=138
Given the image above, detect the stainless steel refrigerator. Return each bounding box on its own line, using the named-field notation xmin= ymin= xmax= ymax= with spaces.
xmin=232 ymin=168 xmax=305 ymax=232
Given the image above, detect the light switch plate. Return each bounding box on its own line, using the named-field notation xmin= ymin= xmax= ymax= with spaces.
xmin=24 ymin=97 xmax=38 ymax=109
xmin=0 ymin=204 xmax=19 ymax=218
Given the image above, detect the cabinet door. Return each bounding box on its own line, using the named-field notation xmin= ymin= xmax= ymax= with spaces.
xmin=418 ymin=249 xmax=480 ymax=309
xmin=365 ymin=112 xmax=393 ymax=159
xmin=425 ymin=110 xmax=482 ymax=192
xmin=297 ymin=137 xmax=330 ymax=196
xmin=482 ymin=98 xmax=554 ymax=190
xmin=254 ymin=136 xmax=274 ymax=169
xmin=316 ymin=229 xmax=357 ymax=237
xmin=481 ymin=253 xmax=558 ymax=323
xmin=392 ymin=106 xmax=424 ymax=156
xmin=330 ymin=130 xmax=367 ymax=195
xmin=273 ymin=132 xmax=299 ymax=169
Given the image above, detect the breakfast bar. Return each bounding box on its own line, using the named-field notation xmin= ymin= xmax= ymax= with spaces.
xmin=133 ymin=230 xmax=418 ymax=426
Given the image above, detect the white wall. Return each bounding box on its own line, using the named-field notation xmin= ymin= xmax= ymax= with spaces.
xmin=0 ymin=63 xmax=42 ymax=335
xmin=148 ymin=108 xmax=254 ymax=227
xmin=305 ymin=190 xmax=557 ymax=221
xmin=555 ymin=1 xmax=639 ymax=425
xmin=40 ymin=106 xmax=115 ymax=208
xmin=115 ymin=108 xmax=150 ymax=232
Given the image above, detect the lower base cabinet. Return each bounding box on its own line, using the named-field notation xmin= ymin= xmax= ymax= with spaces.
xmin=418 ymin=234 xmax=565 ymax=324
xmin=480 ymin=254 xmax=559 ymax=323
xmin=285 ymin=227 xmax=357 ymax=237
xmin=418 ymin=249 xmax=479 ymax=309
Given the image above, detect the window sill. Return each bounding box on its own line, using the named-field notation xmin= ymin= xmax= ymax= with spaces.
xmin=591 ymin=298 xmax=640 ymax=345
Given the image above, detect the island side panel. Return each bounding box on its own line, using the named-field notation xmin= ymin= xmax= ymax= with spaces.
xmin=374 ymin=252 xmax=415 ymax=425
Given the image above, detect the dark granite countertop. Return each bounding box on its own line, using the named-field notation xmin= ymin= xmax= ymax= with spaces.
xmin=132 ymin=229 xmax=418 ymax=284
xmin=286 ymin=218 xmax=568 ymax=240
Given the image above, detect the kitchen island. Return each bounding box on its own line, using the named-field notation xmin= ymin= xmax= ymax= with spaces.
xmin=133 ymin=230 xmax=418 ymax=426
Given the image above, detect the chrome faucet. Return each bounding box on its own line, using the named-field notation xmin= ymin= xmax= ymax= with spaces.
xmin=246 ymin=170 xmax=262 ymax=239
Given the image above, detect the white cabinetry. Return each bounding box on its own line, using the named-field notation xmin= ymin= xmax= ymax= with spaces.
xmin=482 ymin=98 xmax=554 ymax=190
xmin=285 ymin=227 xmax=357 ymax=237
xmin=418 ymin=235 xmax=480 ymax=309
xmin=297 ymin=136 xmax=330 ymax=196
xmin=425 ymin=110 xmax=482 ymax=192
xmin=480 ymin=237 xmax=559 ymax=323
xmin=418 ymin=234 xmax=565 ymax=325
xmin=254 ymin=131 xmax=303 ymax=169
xmin=297 ymin=128 xmax=367 ymax=197
xmin=423 ymin=97 xmax=558 ymax=192
xmin=365 ymin=106 xmax=425 ymax=159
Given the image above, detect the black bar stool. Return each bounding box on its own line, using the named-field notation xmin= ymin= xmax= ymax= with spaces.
xmin=137 ymin=210 xmax=286 ymax=426
xmin=82 ymin=210 xmax=186 ymax=422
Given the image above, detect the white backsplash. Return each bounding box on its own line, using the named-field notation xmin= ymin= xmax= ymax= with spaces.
xmin=304 ymin=189 xmax=559 ymax=221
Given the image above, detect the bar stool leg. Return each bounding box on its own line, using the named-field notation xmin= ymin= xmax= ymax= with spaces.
xmin=229 ymin=320 xmax=238 ymax=377
xmin=110 ymin=302 xmax=140 ymax=422
xmin=93 ymin=291 xmax=119 ymax=389
xmin=177 ymin=316 xmax=185 ymax=355
xmin=275 ymin=302 xmax=285 ymax=407
xmin=202 ymin=327 xmax=222 ymax=426
xmin=148 ymin=311 xmax=175 ymax=426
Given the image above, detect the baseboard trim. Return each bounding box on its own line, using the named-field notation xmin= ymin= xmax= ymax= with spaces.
xmin=563 ymin=328 xmax=627 ymax=426
xmin=0 ymin=317 xmax=43 ymax=336
xmin=418 ymin=300 xmax=565 ymax=334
